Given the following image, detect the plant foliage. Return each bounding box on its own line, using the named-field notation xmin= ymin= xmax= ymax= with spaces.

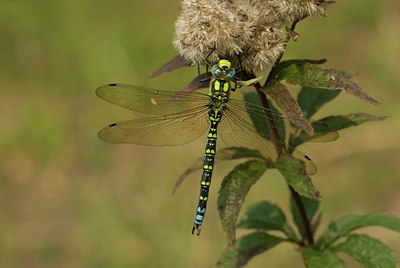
xmin=149 ymin=12 xmax=397 ymax=268
xmin=160 ymin=58 xmax=396 ymax=267
xmin=212 ymin=60 xmax=397 ymax=267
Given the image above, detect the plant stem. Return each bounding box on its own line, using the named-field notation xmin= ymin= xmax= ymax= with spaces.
xmin=254 ymin=83 xmax=282 ymax=156
xmin=254 ymin=83 xmax=315 ymax=245
xmin=253 ymin=17 xmax=315 ymax=246
xmin=289 ymin=186 xmax=314 ymax=244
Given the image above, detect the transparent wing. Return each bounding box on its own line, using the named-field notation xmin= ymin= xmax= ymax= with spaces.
xmin=220 ymin=106 xmax=318 ymax=175
xmin=229 ymin=98 xmax=339 ymax=142
xmin=219 ymin=108 xmax=279 ymax=160
xmin=229 ymin=98 xmax=290 ymax=124
xmin=99 ymin=106 xmax=210 ymax=146
xmin=96 ymin=83 xmax=210 ymax=115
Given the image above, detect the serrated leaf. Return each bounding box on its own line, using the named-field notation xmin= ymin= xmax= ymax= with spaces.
xmin=275 ymin=154 xmax=320 ymax=200
xmin=147 ymin=55 xmax=191 ymax=77
xmin=243 ymin=92 xmax=286 ymax=146
xmin=262 ymin=80 xmax=314 ymax=135
xmin=290 ymin=195 xmax=320 ymax=239
xmin=334 ymin=234 xmax=398 ymax=268
xmin=217 ymin=232 xmax=283 ymax=268
xmin=297 ymin=87 xmax=341 ymax=119
xmin=238 ymin=201 xmax=294 ymax=236
xmin=291 ymin=113 xmax=387 ymax=148
xmin=173 ymin=147 xmax=270 ymax=194
xmin=272 ymin=59 xmax=327 ymax=78
xmin=296 ymin=72 xmax=352 ymax=120
xmin=217 ymin=160 xmax=269 ymax=249
xmin=317 ymin=113 xmax=388 ymax=130
xmin=320 ymin=212 xmax=400 ymax=246
xmin=276 ymin=62 xmax=380 ymax=105
xmin=302 ymin=246 xmax=345 ymax=268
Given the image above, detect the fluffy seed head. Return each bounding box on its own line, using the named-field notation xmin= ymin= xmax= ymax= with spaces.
xmin=173 ymin=0 xmax=333 ymax=73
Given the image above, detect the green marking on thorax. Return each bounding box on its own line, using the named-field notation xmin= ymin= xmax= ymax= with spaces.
xmin=214 ymin=80 xmax=220 ymax=90
xmin=223 ymin=82 xmax=229 ymax=92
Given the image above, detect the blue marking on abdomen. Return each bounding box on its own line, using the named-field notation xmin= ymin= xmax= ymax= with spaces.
xmin=197 ymin=207 xmax=206 ymax=213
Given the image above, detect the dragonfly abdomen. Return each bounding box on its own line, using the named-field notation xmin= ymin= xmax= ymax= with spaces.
xmin=192 ymin=109 xmax=222 ymax=235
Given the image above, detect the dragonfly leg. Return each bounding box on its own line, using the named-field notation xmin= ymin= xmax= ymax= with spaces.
xmin=234 ymin=54 xmax=244 ymax=74
xmin=205 ymin=48 xmax=216 ymax=66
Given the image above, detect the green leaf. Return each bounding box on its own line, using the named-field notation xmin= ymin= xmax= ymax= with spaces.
xmin=275 ymin=61 xmax=380 ymax=105
xmin=275 ymin=154 xmax=320 ymax=200
xmin=173 ymin=147 xmax=270 ymax=194
xmin=296 ymin=71 xmax=353 ymax=120
xmin=217 ymin=160 xmax=269 ymax=249
xmin=302 ymin=246 xmax=345 ymax=268
xmin=334 ymin=234 xmax=398 ymax=268
xmin=243 ymin=92 xmax=286 ymax=146
xmin=271 ymin=59 xmax=327 ymax=78
xmin=215 ymin=147 xmax=268 ymax=160
xmin=291 ymin=113 xmax=386 ymax=148
xmin=238 ymin=201 xmax=295 ymax=237
xmin=217 ymin=232 xmax=283 ymax=268
xmin=262 ymin=81 xmax=314 ymax=135
xmin=320 ymin=212 xmax=400 ymax=245
xmin=290 ymin=195 xmax=320 ymax=239
xmin=297 ymin=87 xmax=341 ymax=119
xmin=317 ymin=113 xmax=388 ymax=131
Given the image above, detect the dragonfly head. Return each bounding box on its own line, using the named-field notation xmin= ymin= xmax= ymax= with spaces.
xmin=218 ymin=59 xmax=231 ymax=70
xmin=211 ymin=60 xmax=235 ymax=81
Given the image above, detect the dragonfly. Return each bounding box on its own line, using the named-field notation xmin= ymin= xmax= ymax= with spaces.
xmin=96 ymin=59 xmax=333 ymax=235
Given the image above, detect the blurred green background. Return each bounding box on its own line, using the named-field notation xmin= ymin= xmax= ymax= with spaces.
xmin=0 ymin=0 xmax=399 ymax=267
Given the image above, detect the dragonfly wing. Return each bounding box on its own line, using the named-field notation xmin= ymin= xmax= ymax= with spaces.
xmin=219 ymin=108 xmax=279 ymax=161
xmin=220 ymin=107 xmax=317 ymax=175
xmin=99 ymin=107 xmax=210 ymax=146
xmin=229 ymin=98 xmax=339 ymax=144
xmin=96 ymin=83 xmax=210 ymax=115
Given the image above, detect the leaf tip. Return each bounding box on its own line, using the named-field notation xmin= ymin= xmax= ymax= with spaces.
xmin=369 ymin=98 xmax=383 ymax=106
xmin=380 ymin=115 xmax=389 ymax=120
xmin=147 ymin=71 xmax=157 ymax=78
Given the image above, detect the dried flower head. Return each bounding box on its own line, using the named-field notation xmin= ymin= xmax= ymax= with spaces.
xmin=270 ymin=0 xmax=332 ymax=19
xmin=173 ymin=0 xmax=333 ymax=73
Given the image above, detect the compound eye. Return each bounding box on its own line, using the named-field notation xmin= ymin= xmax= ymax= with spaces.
xmin=227 ymin=69 xmax=236 ymax=79
xmin=211 ymin=65 xmax=223 ymax=78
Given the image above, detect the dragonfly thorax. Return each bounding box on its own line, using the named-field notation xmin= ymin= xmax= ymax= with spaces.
xmin=209 ymin=78 xmax=231 ymax=105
